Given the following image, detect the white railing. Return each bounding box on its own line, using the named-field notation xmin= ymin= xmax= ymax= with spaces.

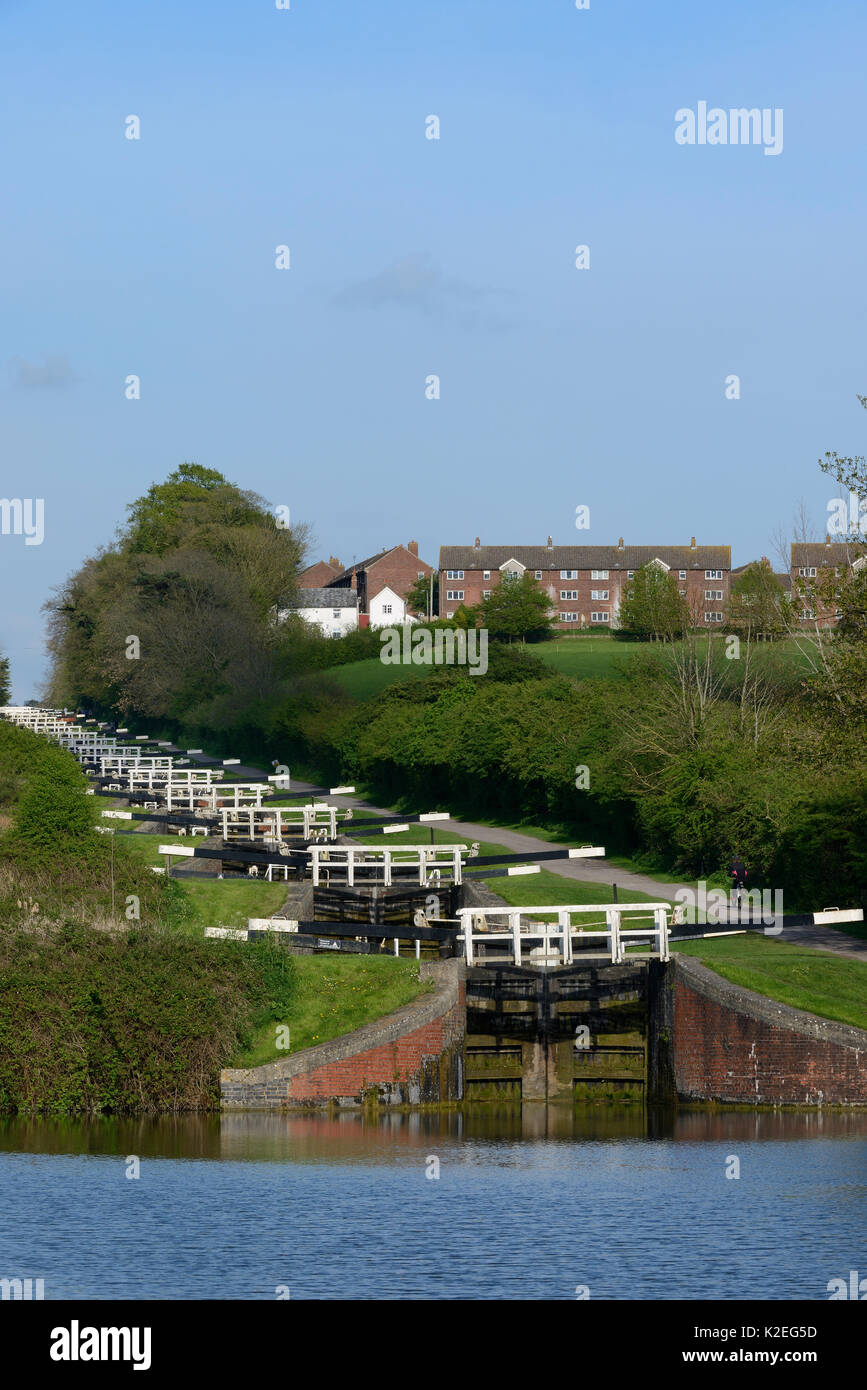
xmin=456 ymin=903 xmax=671 ymax=965
xmin=310 ymin=843 xmax=468 ymax=887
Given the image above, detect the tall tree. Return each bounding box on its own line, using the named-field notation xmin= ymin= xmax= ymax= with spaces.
xmin=725 ymin=560 xmax=791 ymax=638
xmin=618 ymin=563 xmax=689 ymax=639
xmin=44 ymin=464 xmax=309 ymax=728
xmin=0 ymin=651 xmax=10 ymax=705
xmin=476 ymin=572 xmax=554 ymax=642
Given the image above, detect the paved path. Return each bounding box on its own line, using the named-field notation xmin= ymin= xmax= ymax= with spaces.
xmin=177 ymin=747 xmax=867 ymax=962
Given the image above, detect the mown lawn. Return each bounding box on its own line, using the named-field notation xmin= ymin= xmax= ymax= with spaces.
xmin=232 ymin=955 xmax=432 ymax=1067
xmin=118 ymin=830 xmax=287 ymax=929
xmin=671 ymin=934 xmax=867 ymax=1032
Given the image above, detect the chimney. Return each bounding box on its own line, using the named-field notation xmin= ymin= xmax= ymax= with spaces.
xmin=690 ymin=536 xmax=696 ymax=550
xmin=617 ymin=536 xmax=624 ymax=550
xmin=408 ymin=540 xmax=418 ymax=556
xmin=474 ymin=537 xmax=481 ymax=549
xmin=825 ymin=534 xmax=831 ymax=547
xmin=547 ymin=535 xmax=553 ymax=549
xmin=350 ymin=569 xmax=357 ymax=591
xmin=329 ymin=555 xmax=341 ymax=569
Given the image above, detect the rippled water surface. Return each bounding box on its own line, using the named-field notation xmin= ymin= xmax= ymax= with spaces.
xmin=1 ymin=1109 xmax=865 ymax=1300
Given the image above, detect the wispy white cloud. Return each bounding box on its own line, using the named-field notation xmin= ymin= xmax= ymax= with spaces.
xmin=334 ymin=253 xmax=515 ymax=330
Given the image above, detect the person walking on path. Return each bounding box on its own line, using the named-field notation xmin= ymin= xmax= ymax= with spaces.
xmin=730 ymin=852 xmax=748 ymax=912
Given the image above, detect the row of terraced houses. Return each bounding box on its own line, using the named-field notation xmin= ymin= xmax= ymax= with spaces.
xmin=295 ymin=535 xmax=862 ymax=635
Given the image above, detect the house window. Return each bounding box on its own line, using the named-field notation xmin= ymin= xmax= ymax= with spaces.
xmin=483 ymin=590 xmax=491 ymax=598
xmin=798 ymin=567 xmax=817 ymax=577
xmin=417 ymin=571 xmax=425 ymax=579
xmin=678 ymin=589 xmax=686 ymax=596
xmin=705 ymin=611 xmax=723 ymax=623
xmin=561 ymin=612 xmax=578 ymax=622
xmin=591 ymin=569 xmax=609 ymax=580
xmin=446 ymin=569 xmax=464 ymax=579
xmin=590 ymin=611 xmax=610 ymax=624
xmin=560 ymin=569 xmax=577 ymax=580
xmin=446 ymin=590 xmax=464 ymax=601
xmin=627 ymin=570 xmax=635 ymax=579
xmin=383 ymin=604 xmax=392 ymax=614
xmin=591 ymin=589 xmax=609 ymax=601
xmin=560 ymin=590 xmax=578 ymax=600
xmin=483 ymin=570 xmax=491 ymax=580
xmin=446 ymin=611 xmax=453 ymax=619
xmin=679 ymin=570 xmax=687 ymax=580
xmin=705 ymin=570 xmax=723 ymax=580
xmin=332 ymin=610 xmax=341 ymax=619
xmin=534 ymin=570 xmax=543 ymax=580
xmin=704 ymin=590 xmax=723 ymax=601
xmin=802 ymin=608 xmax=815 ymax=620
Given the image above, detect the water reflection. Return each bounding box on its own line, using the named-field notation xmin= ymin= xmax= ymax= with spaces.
xmin=2 ymin=1105 xmax=866 ymax=1162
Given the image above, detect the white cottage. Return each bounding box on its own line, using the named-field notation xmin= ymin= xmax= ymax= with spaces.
xmin=280 ymin=587 xmax=360 ymax=638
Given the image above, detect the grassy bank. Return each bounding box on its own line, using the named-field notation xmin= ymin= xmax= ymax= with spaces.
xmin=671 ymin=935 xmax=867 ymax=1033
xmin=232 ymin=955 xmax=432 ymax=1067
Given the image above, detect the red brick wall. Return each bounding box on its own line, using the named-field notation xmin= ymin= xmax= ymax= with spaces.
xmin=367 ymin=548 xmax=433 ymax=610
xmin=287 ymin=1010 xmax=451 ymax=1101
xmin=673 ymin=962 xmax=867 ymax=1106
xmin=439 ymin=567 xmax=730 ymax=627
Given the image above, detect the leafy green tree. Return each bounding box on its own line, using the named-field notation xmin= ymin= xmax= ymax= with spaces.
xmin=44 ymin=464 xmax=309 ymax=727
xmin=0 ymin=652 xmax=10 ymax=705
xmin=476 ymin=572 xmax=554 ymax=642
xmin=618 ymin=563 xmax=689 ymax=639
xmin=725 ymin=559 xmax=791 ymax=638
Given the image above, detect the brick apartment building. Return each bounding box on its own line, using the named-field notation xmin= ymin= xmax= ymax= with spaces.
xmin=788 ymin=539 xmax=865 ymax=628
xmin=324 ymin=542 xmax=434 ymax=621
xmin=438 ymin=538 xmax=732 ymax=629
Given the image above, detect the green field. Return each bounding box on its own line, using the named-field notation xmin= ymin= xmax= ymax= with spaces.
xmin=232 ymin=955 xmax=431 ymax=1067
xmin=317 ymin=633 xmax=812 ymax=702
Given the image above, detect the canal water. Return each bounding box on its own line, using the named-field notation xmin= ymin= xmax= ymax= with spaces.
xmin=1 ymin=1109 xmax=865 ymax=1300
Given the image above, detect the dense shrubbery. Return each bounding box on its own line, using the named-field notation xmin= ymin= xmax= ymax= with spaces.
xmin=0 ymin=927 xmax=296 ymax=1113
xmin=0 ymin=722 xmax=183 ymax=930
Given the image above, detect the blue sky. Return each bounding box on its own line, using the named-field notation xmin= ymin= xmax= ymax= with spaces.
xmin=2 ymin=0 xmax=866 ymax=698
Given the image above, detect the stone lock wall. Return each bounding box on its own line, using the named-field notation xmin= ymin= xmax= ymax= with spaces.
xmin=221 ymin=960 xmax=465 ymax=1110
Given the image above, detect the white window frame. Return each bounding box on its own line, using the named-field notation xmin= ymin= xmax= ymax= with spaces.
xmin=591 ymin=589 xmax=609 ymax=601
xmin=534 ymin=570 xmax=543 ymax=580
xmin=705 ymin=569 xmax=723 ymax=580
xmin=560 ymin=612 xmax=578 ymax=623
xmin=590 ymin=569 xmax=609 ymax=580
xmin=590 ymin=611 xmax=610 ymax=624
xmin=704 ymin=611 xmax=723 ymax=623
xmin=798 ymin=567 xmax=817 ymax=578
xmin=482 ymin=570 xmax=491 ymax=580
xmin=446 ymin=569 xmax=464 ymax=580
xmin=560 ymin=569 xmax=577 ymax=580
xmin=560 ymin=589 xmax=578 ymax=600
xmin=704 ymin=589 xmax=723 ymax=601
xmin=446 ymin=590 xmax=464 ymax=601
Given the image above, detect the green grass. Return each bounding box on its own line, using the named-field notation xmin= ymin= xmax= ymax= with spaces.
xmin=328 ymin=659 xmax=431 ymax=700
xmin=232 ymin=955 xmax=432 ymax=1067
xmin=118 ymin=831 xmax=287 ymax=929
xmin=532 ymin=634 xmax=813 ymax=682
xmin=671 ymin=934 xmax=867 ymax=1032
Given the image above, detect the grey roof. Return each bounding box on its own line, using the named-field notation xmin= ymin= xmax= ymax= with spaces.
xmin=288 ymin=588 xmax=359 ymax=609
xmin=439 ymin=543 xmax=731 ymax=571
xmin=790 ymin=541 xmax=859 ymax=567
